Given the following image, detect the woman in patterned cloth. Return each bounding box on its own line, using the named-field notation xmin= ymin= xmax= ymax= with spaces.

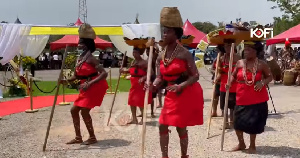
xmin=229 ymin=40 xmax=272 ymax=153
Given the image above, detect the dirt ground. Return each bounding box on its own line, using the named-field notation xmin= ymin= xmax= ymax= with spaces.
xmin=1 ymin=68 xmax=300 ymax=158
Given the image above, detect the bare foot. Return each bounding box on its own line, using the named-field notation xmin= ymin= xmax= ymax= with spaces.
xmin=246 ymin=147 xmax=256 ymax=154
xmin=127 ymin=119 xmax=138 ymax=125
xmin=211 ymin=113 xmax=218 ymax=117
xmin=157 ymin=105 xmax=162 ymax=108
xmin=231 ymin=143 xmax=246 ymax=152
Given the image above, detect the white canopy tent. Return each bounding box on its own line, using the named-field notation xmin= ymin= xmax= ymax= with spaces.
xmin=109 ymin=23 xmax=162 ymax=59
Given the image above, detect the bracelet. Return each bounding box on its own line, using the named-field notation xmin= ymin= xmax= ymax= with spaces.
xmin=261 ymin=80 xmax=265 ymax=86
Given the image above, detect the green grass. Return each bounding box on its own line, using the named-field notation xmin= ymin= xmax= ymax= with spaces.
xmin=32 ymin=78 xmax=131 ymax=96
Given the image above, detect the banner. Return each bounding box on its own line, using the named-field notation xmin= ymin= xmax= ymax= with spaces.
xmin=29 ymin=26 xmax=123 ymax=35
xmin=197 ymin=40 xmax=209 ymax=51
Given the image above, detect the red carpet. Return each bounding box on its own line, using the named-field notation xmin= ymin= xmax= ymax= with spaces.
xmin=0 ymin=94 xmax=78 ymax=117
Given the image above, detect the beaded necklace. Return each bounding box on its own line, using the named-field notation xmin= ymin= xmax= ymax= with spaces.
xmin=162 ymin=44 xmax=179 ymax=67
xmin=242 ymin=58 xmax=258 ymax=86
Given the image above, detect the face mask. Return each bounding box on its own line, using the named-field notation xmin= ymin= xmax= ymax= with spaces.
xmin=78 ymin=49 xmax=84 ymax=54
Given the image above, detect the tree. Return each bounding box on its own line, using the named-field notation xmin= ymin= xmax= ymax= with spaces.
xmin=268 ymin=0 xmax=300 ymax=18
xmin=268 ymin=0 xmax=300 ymax=35
xmin=192 ymin=22 xmax=217 ymax=34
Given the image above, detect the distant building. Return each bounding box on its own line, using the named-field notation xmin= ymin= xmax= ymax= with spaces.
xmin=14 ymin=17 xmax=22 ymax=24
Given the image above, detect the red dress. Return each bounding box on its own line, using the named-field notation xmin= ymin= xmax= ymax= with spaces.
xmin=220 ymin=61 xmax=237 ymax=92
xmin=128 ymin=67 xmax=152 ymax=107
xmin=159 ymin=59 xmax=204 ymax=128
xmin=236 ymin=68 xmax=269 ymax=105
xmin=74 ymin=62 xmax=108 ymax=109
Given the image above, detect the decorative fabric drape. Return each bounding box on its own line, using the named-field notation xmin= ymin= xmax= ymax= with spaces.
xmin=21 ymin=35 xmax=49 ymax=58
xmin=109 ymin=23 xmax=161 ymax=59
xmin=0 ymin=24 xmax=31 ymax=64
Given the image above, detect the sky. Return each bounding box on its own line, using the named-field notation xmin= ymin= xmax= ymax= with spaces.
xmin=0 ymin=0 xmax=283 ymax=26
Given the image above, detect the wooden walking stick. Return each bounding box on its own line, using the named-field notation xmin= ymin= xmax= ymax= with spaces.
xmin=140 ymin=38 xmax=155 ymax=158
xmin=221 ymin=43 xmax=235 ymax=151
xmin=43 ymin=46 xmax=68 ymax=151
xmin=207 ymin=52 xmax=221 ymax=138
xmin=106 ymin=67 xmax=114 ymax=94
xmin=107 ymin=51 xmax=127 ymax=126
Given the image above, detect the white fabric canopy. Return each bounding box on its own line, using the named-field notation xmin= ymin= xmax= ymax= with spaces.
xmin=21 ymin=35 xmax=49 ymax=58
xmin=109 ymin=35 xmax=134 ymax=58
xmin=122 ymin=23 xmax=162 ymax=41
xmin=0 ymin=24 xmax=31 ymax=64
xmin=109 ymin=23 xmax=161 ymax=59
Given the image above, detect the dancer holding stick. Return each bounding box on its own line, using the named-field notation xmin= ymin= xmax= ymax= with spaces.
xmin=145 ymin=7 xmax=204 ymax=158
xmin=220 ymin=43 xmax=235 ymax=151
xmin=219 ymin=39 xmax=241 ymax=129
xmin=107 ymin=51 xmax=127 ymax=126
xmin=43 ymin=24 xmax=108 ymax=151
xmin=62 ymin=24 xmax=108 ymax=145
xmin=229 ymin=40 xmax=272 ymax=153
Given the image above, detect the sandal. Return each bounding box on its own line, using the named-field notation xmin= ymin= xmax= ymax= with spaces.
xmin=81 ymin=137 xmax=97 ymax=145
xmin=66 ymin=137 xmax=83 ymax=144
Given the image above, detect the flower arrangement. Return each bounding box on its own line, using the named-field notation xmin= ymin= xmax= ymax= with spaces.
xmin=21 ymin=56 xmax=37 ymax=69
xmin=65 ymin=54 xmax=77 ymax=71
xmin=7 ymin=78 xmax=27 ymax=97
xmin=63 ymin=53 xmax=80 ymax=89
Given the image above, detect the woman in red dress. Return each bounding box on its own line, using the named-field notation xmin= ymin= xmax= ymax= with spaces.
xmin=217 ymin=39 xmax=241 ymax=128
xmin=122 ymin=47 xmax=152 ymax=125
xmin=150 ymin=26 xmax=203 ymax=158
xmin=229 ymin=41 xmax=272 ymax=153
xmin=62 ymin=24 xmax=108 ymax=145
